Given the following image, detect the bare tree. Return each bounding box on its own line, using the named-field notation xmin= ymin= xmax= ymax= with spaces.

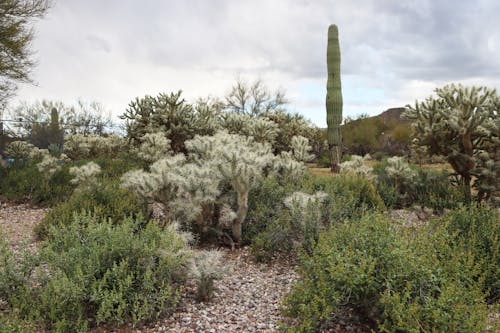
xmin=224 ymin=77 xmax=287 ymax=116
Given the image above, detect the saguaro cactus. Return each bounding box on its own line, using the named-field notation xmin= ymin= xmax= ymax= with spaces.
xmin=326 ymin=24 xmax=343 ymax=173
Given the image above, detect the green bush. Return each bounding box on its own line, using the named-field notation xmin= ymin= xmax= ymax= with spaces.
xmin=374 ymin=161 xmax=465 ymax=210
xmin=251 ymin=175 xmax=384 ymax=262
xmin=437 ymin=205 xmax=500 ymax=302
xmin=35 ymin=179 xmax=147 ymax=239
xmin=301 ymin=174 xmax=385 ymax=221
xmin=91 ymin=154 xmax=143 ymax=180
xmin=244 ymin=177 xmax=297 ymax=244
xmin=282 ymin=213 xmax=488 ymax=332
xmin=0 ymin=163 xmax=73 ymax=205
xmin=10 ymin=214 xmax=189 ymax=332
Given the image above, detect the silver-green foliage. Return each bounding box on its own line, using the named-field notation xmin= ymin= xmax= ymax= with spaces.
xmin=188 ymin=250 xmax=228 ymax=302
xmin=122 ymin=129 xmax=310 ymax=243
xmin=64 ymin=134 xmax=125 ymax=160
xmin=69 ymin=161 xmax=101 ymax=189
xmin=404 ymin=84 xmax=499 ymax=202
xmin=340 ymin=155 xmax=373 ymax=177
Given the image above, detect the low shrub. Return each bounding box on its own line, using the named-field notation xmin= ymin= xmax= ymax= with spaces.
xmin=8 ymin=214 xmax=189 ymax=332
xmin=0 ymin=163 xmax=73 ymax=205
xmin=301 ymin=174 xmax=385 ymax=221
xmin=282 ymin=213 xmax=488 ymax=332
xmin=35 ymin=179 xmax=147 ymax=239
xmin=244 ymin=177 xmax=298 ymax=244
xmin=374 ymin=160 xmax=465 ymax=210
xmin=437 ymin=205 xmax=500 ymax=302
xmin=251 ymin=175 xmax=384 ymax=262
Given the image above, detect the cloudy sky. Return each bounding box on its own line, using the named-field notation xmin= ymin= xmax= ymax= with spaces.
xmin=12 ymin=0 xmax=500 ymax=126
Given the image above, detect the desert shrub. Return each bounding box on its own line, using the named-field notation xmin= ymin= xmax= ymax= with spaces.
xmin=0 ymin=162 xmax=73 ymax=205
xmin=316 ymin=150 xmax=331 ymax=168
xmin=282 ymin=213 xmax=488 ymax=332
xmin=438 ymin=205 xmax=500 ymax=302
xmin=35 ymin=179 xmax=147 ymax=239
xmin=374 ymin=160 xmax=466 ymax=210
xmin=301 ymin=174 xmax=384 ymax=221
xmin=244 ymin=177 xmax=297 ymax=244
xmin=0 ymin=314 xmax=34 ymax=333
xmin=91 ymin=155 xmax=143 ymax=180
xmin=251 ymin=175 xmax=384 ymax=261
xmin=12 ymin=214 xmax=189 ymax=332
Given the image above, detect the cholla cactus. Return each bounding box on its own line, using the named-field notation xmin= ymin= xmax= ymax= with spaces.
xmin=222 ymin=113 xmax=279 ymax=145
xmin=64 ymin=134 xmax=91 ymax=159
xmin=218 ymin=204 xmax=237 ymax=228
xmin=404 ymin=84 xmax=499 ymax=200
xmin=273 ymin=151 xmax=308 ymax=180
xmin=137 ymin=132 xmax=171 ymax=163
xmin=169 ymin=162 xmax=221 ymax=230
xmin=29 ymin=147 xmax=49 ymax=161
xmin=340 ymin=155 xmax=373 ymax=177
xmin=189 ymin=250 xmax=228 ymax=301
xmin=136 ymin=132 xmax=172 ymax=163
xmin=64 ymin=134 xmax=126 ymax=159
xmin=473 ymin=151 xmax=499 ymax=204
xmin=69 ymin=162 xmax=101 ymax=188
xmin=186 ymin=131 xmax=274 ymax=242
xmin=37 ymin=154 xmax=62 ymax=177
xmin=121 ymin=154 xmax=186 ymax=205
xmin=386 ymin=156 xmax=417 ymax=180
xmin=284 ymin=191 xmax=328 ymax=212
xmin=4 ymin=141 xmax=35 ymax=160
xmin=123 ymin=153 xmax=222 ymax=229
xmin=246 ymin=117 xmax=279 ymax=144
xmin=290 ymin=135 xmax=314 ymax=162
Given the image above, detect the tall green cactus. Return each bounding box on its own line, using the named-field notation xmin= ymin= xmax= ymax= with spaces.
xmin=326 ymin=24 xmax=343 ymax=173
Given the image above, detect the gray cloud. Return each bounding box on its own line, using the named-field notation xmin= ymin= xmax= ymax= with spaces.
xmin=12 ymin=0 xmax=500 ymax=125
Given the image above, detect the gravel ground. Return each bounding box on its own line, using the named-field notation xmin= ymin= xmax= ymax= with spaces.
xmin=144 ymin=249 xmax=300 ymax=333
xmin=0 ymin=203 xmax=47 ymax=254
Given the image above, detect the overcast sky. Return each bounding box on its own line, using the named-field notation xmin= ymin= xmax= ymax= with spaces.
xmin=12 ymin=0 xmax=500 ymax=126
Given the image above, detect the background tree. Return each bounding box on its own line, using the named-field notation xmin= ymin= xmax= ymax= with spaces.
xmin=403 ymin=84 xmax=499 ymax=202
xmin=224 ymin=77 xmax=287 ymax=116
xmin=7 ymin=99 xmax=112 ymax=138
xmin=0 ymin=0 xmax=51 ymax=107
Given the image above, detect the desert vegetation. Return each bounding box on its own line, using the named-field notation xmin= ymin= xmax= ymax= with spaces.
xmin=0 ymin=3 xmax=498 ymax=331
xmin=0 ymin=79 xmax=498 ymax=332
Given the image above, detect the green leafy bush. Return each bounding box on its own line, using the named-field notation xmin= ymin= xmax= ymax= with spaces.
xmin=251 ymin=175 xmax=384 ymax=262
xmin=374 ymin=160 xmax=465 ymax=210
xmin=301 ymin=174 xmax=384 ymax=221
xmin=282 ymin=213 xmax=488 ymax=332
xmin=35 ymin=179 xmax=147 ymax=239
xmin=0 ymin=162 xmax=73 ymax=205
xmin=10 ymin=214 xmax=189 ymax=332
xmin=438 ymin=205 xmax=500 ymax=302
xmin=244 ymin=177 xmax=297 ymax=244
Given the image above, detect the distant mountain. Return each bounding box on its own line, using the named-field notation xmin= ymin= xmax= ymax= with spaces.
xmin=376 ymin=107 xmax=409 ymax=125
xmin=341 ymin=107 xmax=412 ymax=156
